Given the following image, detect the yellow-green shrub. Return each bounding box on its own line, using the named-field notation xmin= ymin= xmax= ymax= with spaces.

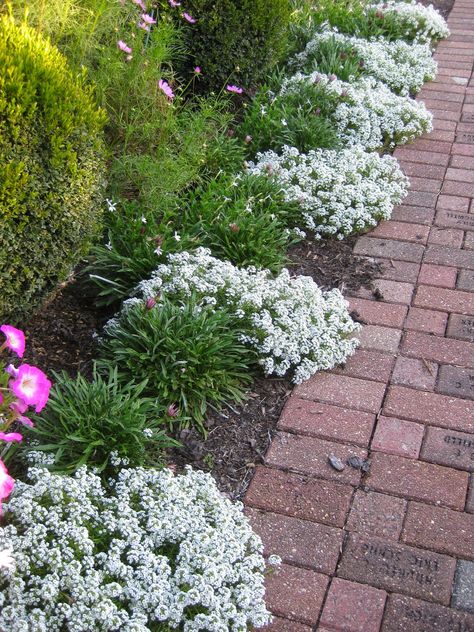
xmin=0 ymin=13 xmax=106 ymax=322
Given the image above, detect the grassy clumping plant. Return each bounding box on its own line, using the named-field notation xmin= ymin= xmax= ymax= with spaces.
xmin=0 ymin=12 xmax=106 ymax=322
xmin=99 ymin=298 xmax=254 ymax=430
xmin=24 ymin=367 xmax=178 ymax=474
xmin=240 ymin=74 xmax=342 ymax=155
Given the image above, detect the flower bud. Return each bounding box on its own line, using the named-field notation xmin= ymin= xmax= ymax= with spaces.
xmin=244 ymin=135 xmax=253 ymax=144
xmin=229 ymin=223 xmax=240 ymax=233
xmin=146 ymin=298 xmax=156 ymax=310
xmin=167 ymin=403 xmax=179 ymax=417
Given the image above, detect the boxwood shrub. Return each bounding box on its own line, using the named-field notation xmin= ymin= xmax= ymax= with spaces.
xmin=0 ymin=14 xmax=106 ymax=322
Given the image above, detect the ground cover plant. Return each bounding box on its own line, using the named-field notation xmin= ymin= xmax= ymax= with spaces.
xmin=0 ymin=465 xmax=274 ymax=631
xmin=292 ymin=30 xmax=437 ymax=95
xmin=0 ymin=13 xmax=106 ymax=323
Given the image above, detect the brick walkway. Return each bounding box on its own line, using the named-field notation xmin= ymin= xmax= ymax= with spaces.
xmin=245 ymin=2 xmax=474 ymax=630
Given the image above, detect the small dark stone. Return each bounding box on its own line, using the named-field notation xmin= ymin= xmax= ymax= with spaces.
xmin=373 ymin=288 xmax=384 ymax=300
xmin=328 ymin=454 xmax=345 ymax=471
xmin=347 ymin=455 xmax=371 ymax=472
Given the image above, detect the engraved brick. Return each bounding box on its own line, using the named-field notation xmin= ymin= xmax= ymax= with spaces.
xmin=436 ymin=209 xmax=474 ymax=230
xmin=446 ymin=313 xmax=474 ymax=341
xmin=338 ymin=533 xmax=456 ymax=605
xmin=437 ymin=365 xmax=474 ymax=400
xmin=402 ymin=502 xmax=474 ymax=560
xmin=367 ymin=452 xmax=468 ymax=510
xmin=245 ymin=466 xmax=353 ymax=527
xmin=381 ymin=594 xmax=474 ymax=632
xmin=421 ymin=426 xmax=474 ymax=471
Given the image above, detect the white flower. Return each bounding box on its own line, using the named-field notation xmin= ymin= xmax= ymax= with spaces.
xmin=0 ymin=548 xmax=15 ymax=571
xmin=141 ymin=216 xmax=147 ymax=224
xmin=174 ymin=232 xmax=181 ymax=242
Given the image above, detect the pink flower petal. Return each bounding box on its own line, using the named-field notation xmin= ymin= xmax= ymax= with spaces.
xmin=226 ymin=84 xmax=243 ymax=94
xmin=117 ymin=40 xmax=132 ymax=54
xmin=141 ymin=12 xmax=156 ymax=24
xmin=158 ymin=79 xmax=175 ymax=100
xmin=182 ymin=12 xmax=196 ymax=23
xmin=0 ymin=460 xmax=14 ymax=508
xmin=0 ymin=432 xmax=23 ymax=443
xmin=0 ymin=325 xmax=25 ymax=358
xmin=10 ymin=365 xmax=51 ymax=413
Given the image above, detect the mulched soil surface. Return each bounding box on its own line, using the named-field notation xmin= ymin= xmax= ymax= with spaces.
xmin=20 ymin=237 xmax=379 ymax=497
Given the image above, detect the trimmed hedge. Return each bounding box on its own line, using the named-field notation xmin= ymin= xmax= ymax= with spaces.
xmin=0 ymin=14 xmax=106 ymax=322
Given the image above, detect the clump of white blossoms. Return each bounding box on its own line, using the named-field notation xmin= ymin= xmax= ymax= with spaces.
xmin=0 ymin=465 xmax=274 ymax=632
xmin=280 ymin=71 xmax=433 ymax=150
xmin=293 ymin=30 xmax=437 ymax=95
xmin=248 ymin=145 xmax=409 ymax=238
xmin=107 ymin=249 xmax=359 ymax=384
xmin=368 ymin=1 xmax=450 ymax=43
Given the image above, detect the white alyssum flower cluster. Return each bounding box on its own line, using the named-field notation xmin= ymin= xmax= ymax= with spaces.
xmin=248 ymin=145 xmax=409 ymax=238
xmin=0 ymin=465 xmax=274 ymax=632
xmin=369 ymin=1 xmax=450 ymax=43
xmin=281 ymin=71 xmax=433 ymax=150
xmin=108 ymin=248 xmax=360 ymax=384
xmin=293 ymin=30 xmax=437 ymax=95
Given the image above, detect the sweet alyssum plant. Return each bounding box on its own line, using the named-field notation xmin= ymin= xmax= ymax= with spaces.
xmin=248 ymin=144 xmax=409 ymax=239
xmin=0 ymin=465 xmax=275 ymax=631
xmin=106 ymin=249 xmax=360 ymax=384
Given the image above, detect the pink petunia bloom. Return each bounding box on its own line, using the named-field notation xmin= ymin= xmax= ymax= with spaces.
xmin=10 ymin=365 xmax=51 ymax=413
xmin=5 ymin=364 xmax=19 ymax=378
xmin=117 ymin=40 xmax=132 ymax=54
xmin=18 ymin=415 xmax=34 ymax=428
xmin=227 ymin=84 xmax=243 ymax=94
xmin=141 ymin=12 xmax=156 ymax=24
xmin=169 ymin=0 xmax=181 ymax=6
xmin=0 ymin=433 xmax=22 ymax=443
xmin=158 ymin=79 xmax=175 ymax=100
xmin=182 ymin=12 xmax=196 ymax=23
xmin=0 ymin=325 xmax=25 ymax=358
xmin=194 ymin=66 xmax=202 ymax=74
xmin=133 ymin=0 xmax=146 ymax=9
xmin=0 ymin=460 xmax=14 ymax=514
xmin=10 ymin=399 xmax=27 ymax=414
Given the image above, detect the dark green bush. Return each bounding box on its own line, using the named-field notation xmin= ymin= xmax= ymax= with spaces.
xmin=0 ymin=13 xmax=106 ymax=322
xmin=177 ymin=0 xmax=292 ymax=90
xmin=26 ymin=367 xmax=178 ymax=474
xmin=98 ymin=298 xmax=254 ymax=430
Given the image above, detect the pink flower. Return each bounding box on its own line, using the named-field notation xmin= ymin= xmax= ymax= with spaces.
xmin=158 ymin=79 xmax=175 ymax=100
xmin=0 ymin=460 xmax=14 ymax=514
xmin=146 ymin=298 xmax=157 ymax=310
xmin=226 ymin=84 xmax=243 ymax=94
xmin=0 ymin=394 xmax=3 ymax=405
xmin=169 ymin=0 xmax=181 ymax=6
xmin=18 ymin=415 xmax=34 ymax=428
xmin=167 ymin=403 xmax=179 ymax=418
xmin=0 ymin=432 xmax=22 ymax=443
xmin=117 ymin=40 xmax=132 ymax=54
xmin=182 ymin=12 xmax=196 ymax=23
xmin=10 ymin=399 xmax=27 ymax=414
xmin=0 ymin=325 xmax=25 ymax=358
xmin=194 ymin=66 xmax=202 ymax=74
xmin=133 ymin=0 xmax=146 ymax=8
xmin=139 ymin=21 xmax=150 ymax=30
xmin=10 ymin=365 xmax=51 ymax=413
xmin=141 ymin=12 xmax=156 ymax=24
xmin=5 ymin=364 xmax=19 ymax=378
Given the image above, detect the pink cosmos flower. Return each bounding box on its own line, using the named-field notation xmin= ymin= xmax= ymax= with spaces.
xmin=10 ymin=365 xmax=51 ymax=413
xmin=194 ymin=66 xmax=202 ymax=74
xmin=0 ymin=325 xmax=25 ymax=358
xmin=141 ymin=12 xmax=156 ymax=24
xmin=139 ymin=21 xmax=150 ymax=30
xmin=0 ymin=549 xmax=15 ymax=571
xmin=0 ymin=460 xmax=14 ymax=514
xmin=117 ymin=40 xmax=132 ymax=54
xmin=133 ymin=0 xmax=146 ymax=9
xmin=169 ymin=0 xmax=181 ymax=6
xmin=182 ymin=12 xmax=196 ymax=23
xmin=0 ymin=432 xmax=22 ymax=443
xmin=158 ymin=79 xmax=175 ymax=100
xmin=227 ymin=84 xmax=243 ymax=94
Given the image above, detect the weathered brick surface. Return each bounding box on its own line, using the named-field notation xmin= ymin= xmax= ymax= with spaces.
xmin=333 ymin=348 xmax=395 ymax=383
xmin=436 ymin=208 xmax=474 ymax=230
xmin=320 ymin=578 xmax=387 ymax=632
xmin=260 ymin=617 xmax=312 ymax=632
xmin=381 ymin=594 xmax=474 ymax=632
xmin=372 ymin=280 xmax=415 ymax=304
xmin=369 ymin=221 xmax=430 ymax=244
xmin=245 ymin=466 xmax=353 ymax=527
xmin=367 ymin=452 xmax=469 ymax=510
xmin=391 ymin=205 xmax=435 ymax=225
xmin=402 ymin=502 xmax=474 ymax=560
xmin=265 ymin=432 xmax=367 ymax=485
xmin=424 ymin=244 xmax=474 ymax=269
xmin=353 ymin=237 xmax=424 ymax=262
xmin=428 ymin=226 xmax=464 ymax=247
xmin=277 ymin=397 xmax=375 ymax=445
xmin=421 ymin=426 xmax=474 ymax=471
xmin=446 ymin=313 xmax=474 ymax=341
xmin=453 ymin=560 xmax=474 ymax=614
xmin=384 ymin=385 xmax=474 ymax=433
xmin=391 ymin=356 xmax=437 ymax=391
xmin=457 ymin=269 xmax=474 ymax=291
xmin=246 ymin=508 xmax=343 ymax=574
xmin=405 ymin=307 xmax=448 ymax=335
xmin=346 ymin=490 xmax=407 ymax=540
xmin=338 ymin=533 xmax=456 ymax=605
xmin=348 ymin=298 xmax=408 ymax=328
xmin=371 ymin=417 xmax=425 ymax=459
xmin=436 ymin=193 xmax=471 ymax=211
xmin=437 ymin=364 xmax=474 ymax=400
xmin=264 ymin=563 xmax=329 ymax=625
xmin=414 ymin=285 xmax=474 ymax=315
xmin=468 ymin=477 xmax=474 ymax=513
xmin=294 ymin=373 xmax=386 ymax=413
xmin=418 ymin=263 xmax=457 ymax=288
xmin=357 ymin=325 xmax=402 ymax=354
xmin=401 ymin=330 xmax=474 ymax=367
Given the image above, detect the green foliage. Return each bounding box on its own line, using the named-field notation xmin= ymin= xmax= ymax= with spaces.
xmin=240 ymin=76 xmax=341 ymax=154
xmin=182 ymin=174 xmax=302 ymax=271
xmin=295 ymin=35 xmax=364 ymax=82
xmin=25 ymin=367 xmax=178 ymax=474
xmin=98 ymin=298 xmax=254 ymax=430
xmin=0 ymin=12 xmax=106 ymax=322
xmin=177 ymin=0 xmax=292 ymax=90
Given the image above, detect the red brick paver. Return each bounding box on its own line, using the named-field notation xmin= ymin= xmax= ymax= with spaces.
xmin=244 ymin=4 xmax=474 ymax=628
